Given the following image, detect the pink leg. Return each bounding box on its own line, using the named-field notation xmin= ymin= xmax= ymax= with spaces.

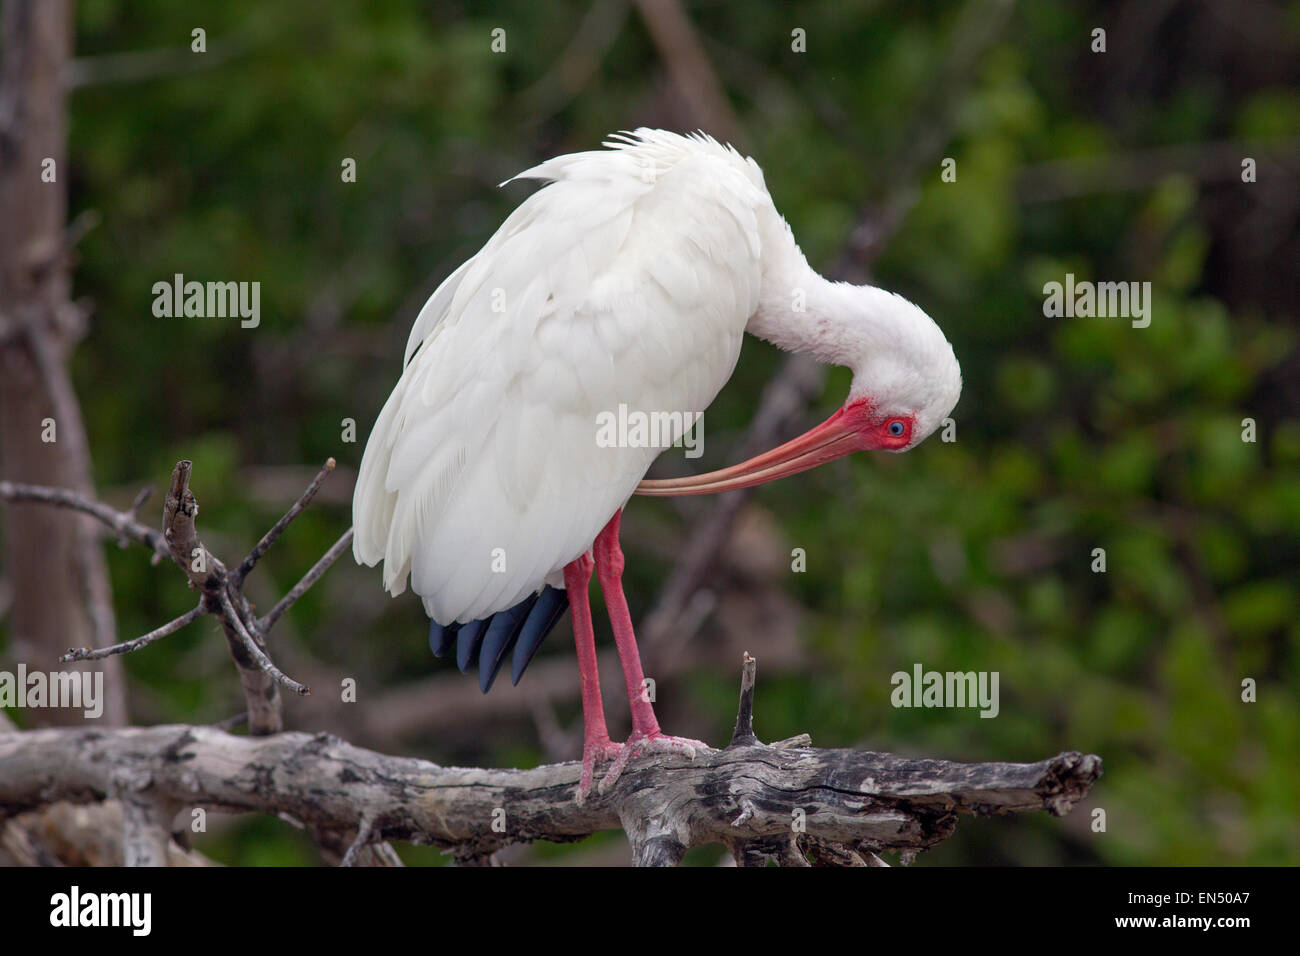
xmin=564 ymin=553 xmax=621 ymax=803
xmin=592 ymin=510 xmax=709 ymax=791
xmin=593 ymin=511 xmax=660 ymax=737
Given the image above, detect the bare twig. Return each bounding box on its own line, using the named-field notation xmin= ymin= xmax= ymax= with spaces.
xmin=0 ymin=480 xmax=168 ymax=561
xmin=220 ymin=592 xmax=310 ymax=697
xmin=158 ymin=458 xmax=325 ymax=727
xmin=257 ymin=528 xmax=354 ymax=636
xmin=61 ymin=604 xmax=206 ymax=662
xmin=162 ymin=460 xmax=221 ymax=590
xmin=728 ymin=652 xmax=759 ymax=747
xmin=122 ymin=484 xmax=154 ymax=546
xmin=239 ymin=464 xmax=355 ymax=508
xmin=232 ymin=456 xmax=336 ymax=589
xmin=340 ymin=815 xmax=374 ymax=868
xmin=5 ymin=457 xmax=335 ymax=724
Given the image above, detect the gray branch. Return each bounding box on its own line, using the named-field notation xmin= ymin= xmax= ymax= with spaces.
xmin=5 ymin=458 xmax=340 ymax=734
xmin=0 ymin=659 xmax=1102 ymax=867
xmin=232 ymin=456 xmax=336 ymax=589
xmin=0 ymin=479 xmax=169 ymax=561
xmin=256 ymin=527 xmax=354 ymax=635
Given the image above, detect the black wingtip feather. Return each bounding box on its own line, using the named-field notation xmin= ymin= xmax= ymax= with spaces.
xmin=455 ymin=619 xmax=488 ymax=674
xmin=431 ymin=587 xmax=569 ymax=688
xmin=478 ymin=593 xmax=539 ymax=693
xmin=511 ymin=587 xmax=570 ymax=686
xmin=429 ymin=620 xmax=460 ymax=658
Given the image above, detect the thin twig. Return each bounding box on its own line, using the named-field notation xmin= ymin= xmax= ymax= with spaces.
xmin=220 ymin=592 xmax=310 ymax=697
xmin=61 ymin=604 xmax=206 ymax=662
xmin=163 ymin=460 xmax=221 ymax=590
xmin=231 ymin=457 xmax=336 ymax=588
xmin=6 ymin=458 xmax=341 ymax=719
xmin=258 ymin=528 xmax=354 ymax=636
xmin=340 ymin=816 xmax=374 ymax=868
xmin=0 ymin=480 xmax=167 ymax=561
xmin=727 ymin=653 xmax=759 ymax=748
xmin=120 ymin=484 xmax=154 ymax=547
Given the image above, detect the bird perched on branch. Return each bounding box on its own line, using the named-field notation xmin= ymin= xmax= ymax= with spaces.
xmin=353 ymin=129 xmax=961 ymax=800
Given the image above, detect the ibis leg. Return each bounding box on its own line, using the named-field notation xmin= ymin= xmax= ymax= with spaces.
xmin=592 ymin=510 xmax=660 ymax=737
xmin=592 ymin=509 xmax=709 ymax=792
xmin=563 ymin=552 xmax=621 ymax=802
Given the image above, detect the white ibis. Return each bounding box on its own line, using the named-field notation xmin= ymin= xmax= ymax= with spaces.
xmin=353 ymin=129 xmax=961 ymax=799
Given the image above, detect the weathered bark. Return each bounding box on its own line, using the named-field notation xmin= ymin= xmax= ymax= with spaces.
xmin=0 ymin=722 xmax=1102 ymax=866
xmin=161 ymin=461 xmax=284 ymax=734
xmin=0 ymin=0 xmax=125 ymax=725
xmin=2 ymin=461 xmax=348 ymax=752
xmin=1 ymin=801 xmax=218 ymax=866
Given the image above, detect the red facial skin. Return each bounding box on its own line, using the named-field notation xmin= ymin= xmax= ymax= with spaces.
xmin=636 ymin=398 xmax=917 ymax=497
xmin=844 ymin=398 xmax=915 ymax=452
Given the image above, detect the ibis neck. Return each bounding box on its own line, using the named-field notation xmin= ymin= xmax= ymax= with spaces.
xmin=746 ymin=223 xmax=888 ymax=373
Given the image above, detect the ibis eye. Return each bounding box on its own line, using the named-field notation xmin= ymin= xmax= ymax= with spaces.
xmin=888 ymin=421 xmax=906 ymax=437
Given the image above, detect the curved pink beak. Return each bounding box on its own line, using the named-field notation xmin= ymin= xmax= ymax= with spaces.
xmin=636 ymin=402 xmax=875 ymax=497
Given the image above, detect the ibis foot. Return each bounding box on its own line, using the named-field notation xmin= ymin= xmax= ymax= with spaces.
xmin=576 ymin=737 xmax=625 ymax=804
xmin=598 ymin=732 xmax=712 ymax=794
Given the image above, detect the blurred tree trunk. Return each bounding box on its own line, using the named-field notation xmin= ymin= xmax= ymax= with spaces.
xmin=0 ymin=0 xmax=125 ymax=725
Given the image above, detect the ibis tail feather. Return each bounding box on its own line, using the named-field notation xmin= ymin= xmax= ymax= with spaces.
xmin=429 ymin=586 xmax=570 ymax=691
xmin=478 ymin=593 xmax=539 ymax=692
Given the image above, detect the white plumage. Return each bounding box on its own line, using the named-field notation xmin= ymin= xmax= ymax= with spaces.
xmin=354 ymin=128 xmax=962 ymax=791
xmin=354 ymin=128 xmax=962 ymax=628
xmin=354 ymin=131 xmax=772 ymax=623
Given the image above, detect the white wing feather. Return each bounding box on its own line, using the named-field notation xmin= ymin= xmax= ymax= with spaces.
xmin=353 ymin=131 xmax=768 ymax=623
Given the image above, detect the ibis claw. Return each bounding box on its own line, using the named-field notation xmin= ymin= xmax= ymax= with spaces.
xmin=576 ymin=738 xmax=624 ymax=805
xmin=597 ymin=732 xmax=712 ymax=794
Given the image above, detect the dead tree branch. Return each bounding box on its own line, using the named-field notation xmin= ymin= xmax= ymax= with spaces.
xmin=60 ymin=604 xmax=205 ymax=663
xmin=231 ymin=456 xmax=336 ymax=588
xmin=0 ymin=658 xmax=1102 ymax=867
xmin=0 ymin=479 xmax=168 ymax=561
xmin=0 ymin=457 xmax=396 ymax=864
xmin=2 ymin=458 xmax=348 ymax=733
xmin=257 ymin=526 xmax=353 ymax=635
